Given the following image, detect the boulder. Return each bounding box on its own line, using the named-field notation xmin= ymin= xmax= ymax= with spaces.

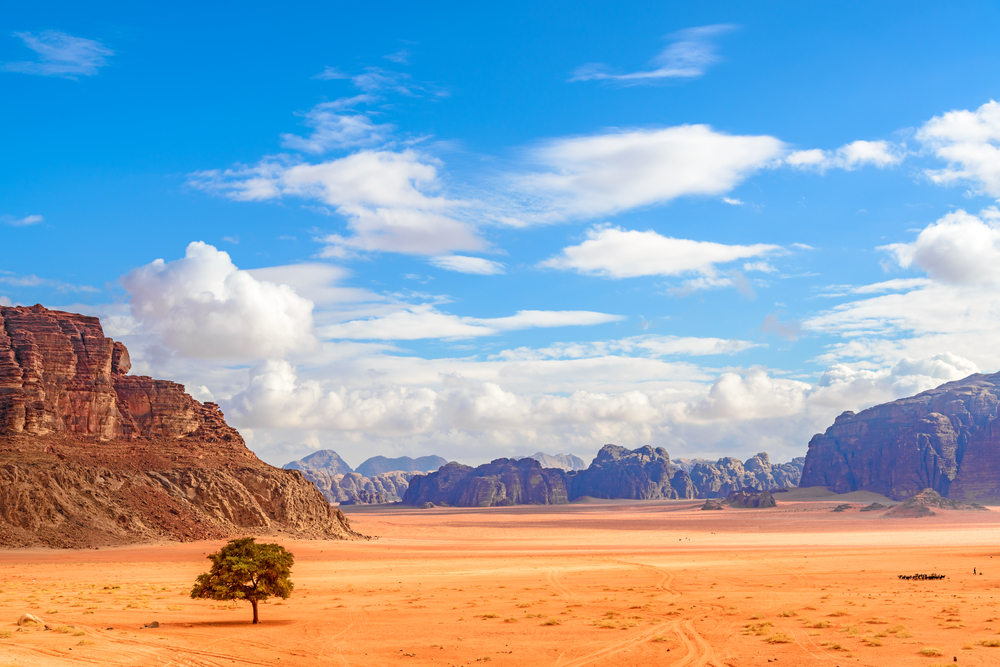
xmin=17 ymin=613 xmax=42 ymax=626
xmin=701 ymin=499 xmax=724 ymax=510
xmin=726 ymin=487 xmax=777 ymax=508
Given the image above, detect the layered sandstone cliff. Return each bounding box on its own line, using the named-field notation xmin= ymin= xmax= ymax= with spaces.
xmin=800 ymin=371 xmax=1000 ymax=502
xmin=0 ymin=305 xmax=361 ymax=548
xmin=677 ymin=453 xmax=804 ymax=498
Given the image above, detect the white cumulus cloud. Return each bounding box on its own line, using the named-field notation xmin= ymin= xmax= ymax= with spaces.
xmin=786 ymin=140 xmax=906 ymax=173
xmin=122 ymin=242 xmax=317 ymax=360
xmin=188 ymin=149 xmax=484 ymax=256
xmin=917 ymin=100 xmax=1000 ymax=197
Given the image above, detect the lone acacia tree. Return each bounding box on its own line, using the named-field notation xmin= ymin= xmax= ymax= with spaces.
xmin=190 ymin=537 xmax=294 ymax=624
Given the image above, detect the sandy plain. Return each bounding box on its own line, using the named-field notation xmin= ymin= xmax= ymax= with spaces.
xmin=3 ymin=494 xmax=1000 ymax=667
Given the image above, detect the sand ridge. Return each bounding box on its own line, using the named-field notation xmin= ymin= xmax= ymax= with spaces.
xmin=3 ymin=498 xmax=1000 ymax=666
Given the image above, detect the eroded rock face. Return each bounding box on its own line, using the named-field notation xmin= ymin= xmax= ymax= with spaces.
xmin=800 ymin=372 xmax=1000 ymax=502
xmin=299 ymin=470 xmax=417 ymax=505
xmin=0 ymin=304 xmax=361 ymax=548
xmin=675 ymin=454 xmax=805 ymax=498
xmin=284 ymin=449 xmax=354 ymax=476
xmin=569 ymin=445 xmax=694 ymax=501
xmin=521 ymin=452 xmax=587 ymax=472
xmin=403 ymin=458 xmax=570 ymax=507
xmin=884 ymin=488 xmax=988 ymax=518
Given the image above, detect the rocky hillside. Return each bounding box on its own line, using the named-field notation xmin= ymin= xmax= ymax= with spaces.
xmin=800 ymin=371 xmax=1000 ymax=502
xmin=681 ymin=454 xmax=804 ymax=498
xmin=404 ymin=458 xmax=570 ymax=506
xmin=0 ymin=304 xmax=362 ymax=548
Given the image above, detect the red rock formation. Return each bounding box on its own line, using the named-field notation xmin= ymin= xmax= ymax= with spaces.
xmin=800 ymin=372 xmax=1000 ymax=502
xmin=0 ymin=304 xmax=363 ymax=548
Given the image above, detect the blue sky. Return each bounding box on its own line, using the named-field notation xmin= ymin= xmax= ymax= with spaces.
xmin=4 ymin=1 xmax=1000 ymax=467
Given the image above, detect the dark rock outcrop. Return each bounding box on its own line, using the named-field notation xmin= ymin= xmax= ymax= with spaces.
xmin=701 ymin=499 xmax=724 ymax=510
xmin=678 ymin=454 xmax=805 ymax=498
xmin=726 ymin=487 xmax=777 ymax=508
xmin=0 ymin=305 xmax=361 ymax=548
xmin=403 ymin=458 xmax=569 ymax=507
xmin=885 ymin=488 xmax=988 ymax=518
xmin=800 ymin=371 xmax=1000 ymax=502
xmin=860 ymin=502 xmax=889 ymax=512
xmin=569 ymin=445 xmax=694 ymax=501
xmin=284 ymin=449 xmax=353 ymax=475
xmin=355 ymin=454 xmax=448 ymax=477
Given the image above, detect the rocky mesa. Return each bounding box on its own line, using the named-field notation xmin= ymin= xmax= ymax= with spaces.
xmin=800 ymin=371 xmax=1000 ymax=502
xmin=0 ymin=304 xmax=361 ymax=548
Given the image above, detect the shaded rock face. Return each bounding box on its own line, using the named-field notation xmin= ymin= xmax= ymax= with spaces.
xmin=570 ymin=445 xmax=694 ymax=501
xmin=284 ymin=449 xmax=353 ymax=476
xmin=800 ymin=372 xmax=1000 ymax=502
xmin=884 ymin=488 xmax=988 ymax=518
xmin=726 ymin=487 xmax=777 ymax=508
xmin=298 ymin=470 xmax=417 ymax=505
xmin=0 ymin=305 xmax=361 ymax=548
xmin=355 ymin=454 xmax=448 ymax=477
xmin=676 ymin=454 xmax=805 ymax=498
xmin=520 ymin=452 xmax=587 ymax=472
xmin=403 ymin=459 xmax=569 ymax=507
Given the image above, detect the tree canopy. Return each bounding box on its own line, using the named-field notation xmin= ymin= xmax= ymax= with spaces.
xmin=190 ymin=537 xmax=294 ymax=624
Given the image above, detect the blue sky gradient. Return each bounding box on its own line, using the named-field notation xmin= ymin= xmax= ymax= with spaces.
xmin=5 ymin=1 xmax=1000 ymax=467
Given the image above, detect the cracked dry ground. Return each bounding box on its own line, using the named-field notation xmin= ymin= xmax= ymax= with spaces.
xmin=4 ymin=499 xmax=1000 ymax=666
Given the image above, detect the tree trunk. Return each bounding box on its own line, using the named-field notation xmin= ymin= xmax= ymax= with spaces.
xmin=251 ymin=599 xmax=258 ymax=624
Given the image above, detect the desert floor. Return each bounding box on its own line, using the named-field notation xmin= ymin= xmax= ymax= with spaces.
xmin=4 ymin=493 xmax=1000 ymax=666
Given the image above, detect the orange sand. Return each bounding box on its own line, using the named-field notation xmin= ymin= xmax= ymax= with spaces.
xmin=4 ymin=497 xmax=1000 ymax=666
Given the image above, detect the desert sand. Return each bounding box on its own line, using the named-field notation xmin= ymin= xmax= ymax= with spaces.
xmin=4 ymin=496 xmax=1000 ymax=666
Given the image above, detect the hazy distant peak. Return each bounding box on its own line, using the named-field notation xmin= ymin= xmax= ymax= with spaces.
xmin=523 ymin=451 xmax=587 ymax=471
xmin=355 ymin=454 xmax=448 ymax=477
xmin=283 ymin=449 xmax=353 ymax=475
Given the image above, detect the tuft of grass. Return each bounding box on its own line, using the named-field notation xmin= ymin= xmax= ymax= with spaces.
xmin=978 ymin=639 xmax=1000 ymax=647
xmin=765 ymin=633 xmax=793 ymax=644
xmin=779 ymin=610 xmax=797 ymax=618
xmin=503 ymin=617 xmax=518 ymax=623
xmin=166 ymin=605 xmax=184 ymax=611
xmin=742 ymin=622 xmax=774 ymax=636
xmin=809 ymin=620 xmax=833 ymax=629
xmin=72 ymin=631 xmax=85 ymax=636
xmin=842 ymin=624 xmax=859 ymax=636
xmin=749 ymin=613 xmax=765 ymax=620
xmin=479 ymin=613 xmax=499 ymax=619
xmin=827 ymin=611 xmax=850 ymax=617
xmin=77 ymin=640 xmax=95 ymax=646
xmin=541 ymin=618 xmax=562 ymax=626
xmin=820 ymin=642 xmax=844 ymax=650
xmin=650 ymin=635 xmax=670 ymax=643
xmin=0 ymin=631 xmax=12 ymax=639
xmin=53 ymin=626 xmax=73 ymax=634
xmin=864 ymin=636 xmax=883 ymax=646
xmin=919 ymin=647 xmax=943 ymax=656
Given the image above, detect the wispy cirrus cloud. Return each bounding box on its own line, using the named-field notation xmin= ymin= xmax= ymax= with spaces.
xmin=3 ymin=30 xmax=112 ymax=79
xmin=514 ymin=125 xmax=785 ymax=221
xmin=540 ymin=226 xmax=780 ymax=279
xmin=570 ymin=25 xmax=736 ymax=85
xmin=1 ymin=214 xmax=43 ymax=226
xmin=0 ymin=271 xmax=98 ymax=293
xmin=429 ymin=255 xmax=506 ymax=275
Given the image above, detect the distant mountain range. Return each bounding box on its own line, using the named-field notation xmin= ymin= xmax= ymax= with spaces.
xmin=402 ymin=446 xmax=806 ymax=507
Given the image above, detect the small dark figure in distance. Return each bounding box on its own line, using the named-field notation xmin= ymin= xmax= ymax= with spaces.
xmin=190 ymin=537 xmax=294 ymax=624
